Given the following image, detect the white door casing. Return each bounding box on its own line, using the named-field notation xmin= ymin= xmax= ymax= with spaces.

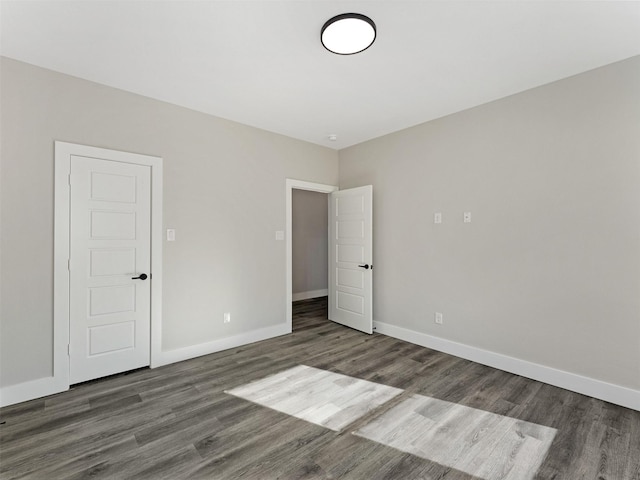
xmin=50 ymin=141 xmax=162 ymax=402
xmin=69 ymin=156 xmax=152 ymax=383
xmin=285 ymin=179 xmax=338 ymax=332
xmin=329 ymin=185 xmax=373 ymax=334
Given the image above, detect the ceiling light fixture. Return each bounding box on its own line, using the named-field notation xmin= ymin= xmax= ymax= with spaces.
xmin=321 ymin=13 xmax=376 ymax=55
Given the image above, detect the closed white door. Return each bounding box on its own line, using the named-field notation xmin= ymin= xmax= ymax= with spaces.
xmin=69 ymin=155 xmax=151 ymax=384
xmin=329 ymin=185 xmax=373 ymax=334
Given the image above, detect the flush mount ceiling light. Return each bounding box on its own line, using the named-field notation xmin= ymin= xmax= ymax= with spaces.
xmin=321 ymin=13 xmax=376 ymax=55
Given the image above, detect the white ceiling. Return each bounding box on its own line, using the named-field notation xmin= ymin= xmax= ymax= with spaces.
xmin=2 ymin=1 xmax=639 ymax=150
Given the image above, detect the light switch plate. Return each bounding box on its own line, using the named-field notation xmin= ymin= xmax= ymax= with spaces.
xmin=434 ymin=213 xmax=442 ymax=224
xmin=275 ymin=230 xmax=285 ymax=241
xmin=463 ymin=212 xmax=471 ymax=223
xmin=167 ymin=229 xmax=176 ymax=241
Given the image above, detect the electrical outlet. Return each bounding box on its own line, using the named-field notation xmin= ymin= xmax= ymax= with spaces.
xmin=434 ymin=212 xmax=442 ymax=224
xmin=464 ymin=212 xmax=471 ymax=223
xmin=435 ymin=312 xmax=443 ymax=325
xmin=224 ymin=312 xmax=231 ymax=323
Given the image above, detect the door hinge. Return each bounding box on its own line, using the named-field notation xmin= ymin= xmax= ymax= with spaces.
xmin=67 ymin=259 xmax=70 ymax=271
xmin=67 ymin=344 xmax=70 ymax=356
xmin=68 ymin=174 xmax=71 ymax=186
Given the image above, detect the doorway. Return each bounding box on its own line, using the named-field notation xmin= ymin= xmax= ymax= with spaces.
xmin=285 ymin=180 xmax=337 ymax=332
xmin=291 ymin=189 xmax=329 ymax=330
xmin=285 ymin=179 xmax=374 ymax=335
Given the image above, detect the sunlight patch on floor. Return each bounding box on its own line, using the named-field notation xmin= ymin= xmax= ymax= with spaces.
xmin=354 ymin=394 xmax=557 ymax=480
xmin=226 ymin=365 xmax=403 ymax=432
xmin=227 ymin=366 xmax=556 ymax=480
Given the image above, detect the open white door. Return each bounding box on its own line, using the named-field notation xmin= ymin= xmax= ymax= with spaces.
xmin=329 ymin=185 xmax=373 ymax=334
xmin=69 ymin=155 xmax=151 ymax=384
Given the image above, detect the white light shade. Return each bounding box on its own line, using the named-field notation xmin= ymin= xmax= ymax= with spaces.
xmin=321 ymin=14 xmax=376 ymax=55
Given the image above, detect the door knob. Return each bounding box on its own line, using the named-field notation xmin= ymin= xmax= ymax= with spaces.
xmin=358 ymin=264 xmax=370 ymax=270
xmin=132 ymin=273 xmax=148 ymax=280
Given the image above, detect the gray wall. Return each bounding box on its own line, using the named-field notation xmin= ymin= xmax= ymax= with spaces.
xmin=339 ymin=56 xmax=640 ymax=390
xmin=292 ymin=189 xmax=328 ymax=296
xmin=2 ymin=54 xmax=638 ymax=395
xmin=0 ymin=57 xmax=338 ymax=387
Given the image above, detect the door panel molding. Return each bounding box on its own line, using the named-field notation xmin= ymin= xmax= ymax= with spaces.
xmin=54 ymin=142 xmax=163 ymax=393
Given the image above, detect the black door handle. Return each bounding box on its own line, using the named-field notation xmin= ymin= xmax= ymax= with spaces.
xmin=132 ymin=273 xmax=148 ymax=280
xmin=358 ymin=264 xmax=370 ymax=270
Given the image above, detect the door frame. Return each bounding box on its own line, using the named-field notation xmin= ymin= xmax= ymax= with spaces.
xmin=54 ymin=141 xmax=163 ymax=392
xmin=285 ymin=179 xmax=338 ymax=332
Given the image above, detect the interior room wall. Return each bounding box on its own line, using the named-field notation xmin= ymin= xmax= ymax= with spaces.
xmin=339 ymin=56 xmax=640 ymax=392
xmin=292 ymin=189 xmax=328 ymax=299
xmin=0 ymin=57 xmax=338 ymax=389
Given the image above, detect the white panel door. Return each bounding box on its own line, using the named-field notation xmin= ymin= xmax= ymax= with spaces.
xmin=69 ymin=155 xmax=151 ymax=384
xmin=329 ymin=185 xmax=373 ymax=334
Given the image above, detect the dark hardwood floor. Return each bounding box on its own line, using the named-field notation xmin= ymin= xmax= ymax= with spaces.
xmin=1 ymin=297 xmax=638 ymax=479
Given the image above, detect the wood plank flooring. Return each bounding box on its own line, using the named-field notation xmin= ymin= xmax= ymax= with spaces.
xmin=1 ymin=296 xmax=639 ymax=479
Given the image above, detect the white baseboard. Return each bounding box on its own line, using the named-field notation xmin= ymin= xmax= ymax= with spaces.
xmin=7 ymin=320 xmax=636 ymax=412
xmin=292 ymin=289 xmax=328 ymax=302
xmin=0 ymin=376 xmax=68 ymax=408
xmin=153 ymin=323 xmax=290 ymax=367
xmin=374 ymin=320 xmax=640 ymax=412
xmin=2 ymin=324 xmax=290 ymax=407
